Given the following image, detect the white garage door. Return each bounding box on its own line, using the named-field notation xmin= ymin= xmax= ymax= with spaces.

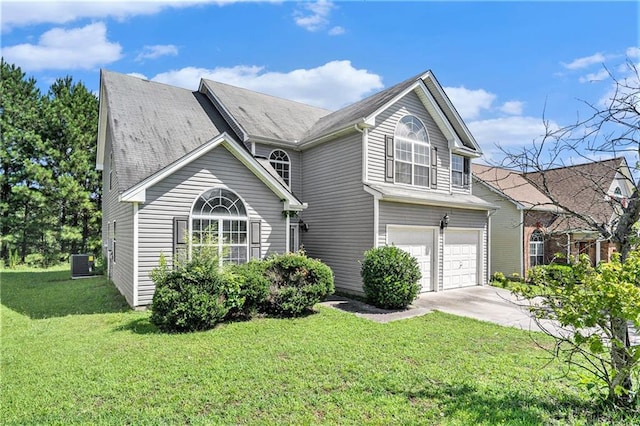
xmin=443 ymin=230 xmax=479 ymax=290
xmin=387 ymin=226 xmax=434 ymax=293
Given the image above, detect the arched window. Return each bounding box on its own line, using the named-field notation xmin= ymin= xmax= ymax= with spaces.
xmin=191 ymin=188 xmax=248 ymax=264
xmin=614 ymin=187 xmax=622 ymax=196
xmin=529 ymin=230 xmax=544 ymax=267
xmin=394 ymin=115 xmax=429 ymax=187
xmin=269 ymin=149 xmax=290 ymax=186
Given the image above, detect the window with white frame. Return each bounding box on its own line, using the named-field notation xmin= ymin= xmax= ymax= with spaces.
xmin=269 ymin=149 xmax=290 ymax=186
xmin=529 ymin=230 xmax=544 ymax=267
xmin=394 ymin=115 xmax=429 ymax=187
xmin=451 ymin=154 xmax=470 ymax=188
xmin=191 ymin=188 xmax=248 ymax=264
xmin=109 ymin=151 xmax=113 ymax=191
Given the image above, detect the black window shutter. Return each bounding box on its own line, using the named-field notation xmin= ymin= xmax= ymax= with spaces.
xmin=385 ymin=135 xmax=394 ymax=182
xmin=250 ymin=220 xmax=262 ymax=259
xmin=463 ymin=158 xmax=470 ymax=187
xmin=431 ymin=146 xmax=438 ymax=188
xmin=173 ymin=217 xmax=188 ymax=267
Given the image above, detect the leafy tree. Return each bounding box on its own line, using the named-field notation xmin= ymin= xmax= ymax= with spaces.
xmin=517 ymin=253 xmax=640 ymax=407
xmin=0 ymin=59 xmax=46 ymax=262
xmin=41 ymin=76 xmax=101 ymax=256
xmin=0 ymin=60 xmax=101 ymax=265
xmin=502 ymin=60 xmax=640 ymax=407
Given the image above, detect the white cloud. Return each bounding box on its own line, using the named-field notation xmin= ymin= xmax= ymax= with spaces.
xmin=444 ymin=86 xmax=496 ymax=120
xmin=0 ymin=1 xmax=251 ymax=30
xmin=328 ymin=26 xmax=345 ymax=36
xmin=294 ymin=0 xmax=334 ymax=32
xmin=499 ymin=101 xmax=524 ymax=115
xmin=578 ymin=68 xmax=610 ymax=83
xmin=626 ymin=46 xmax=640 ymax=58
xmin=147 ymin=60 xmax=383 ymax=110
xmin=127 ymin=72 xmax=149 ymax=80
xmin=468 ymin=116 xmax=560 ymax=162
xmin=136 ymin=44 xmax=179 ymax=61
xmin=1 ymin=22 xmax=122 ymax=71
xmin=561 ymin=52 xmax=606 ymax=70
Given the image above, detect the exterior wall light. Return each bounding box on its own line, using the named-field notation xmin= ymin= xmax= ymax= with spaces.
xmin=299 ymin=220 xmax=309 ymax=232
xmin=440 ymin=214 xmax=450 ymax=230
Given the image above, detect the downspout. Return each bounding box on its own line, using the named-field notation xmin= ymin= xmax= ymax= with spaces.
xmin=596 ymin=239 xmax=601 ymax=264
xmin=284 ymin=204 xmax=290 ymax=254
xmin=354 ymin=123 xmax=368 ymax=183
xmin=132 ymin=202 xmax=139 ymax=307
xmin=566 ymin=233 xmax=571 ymax=263
xmin=519 ymin=210 xmax=524 ymax=277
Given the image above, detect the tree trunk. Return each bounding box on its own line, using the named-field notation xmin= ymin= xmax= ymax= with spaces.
xmin=610 ymin=316 xmax=633 ymax=406
xmin=0 ymin=162 xmax=12 ymax=261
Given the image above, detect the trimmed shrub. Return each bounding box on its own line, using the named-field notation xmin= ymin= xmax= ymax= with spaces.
xmin=226 ymin=260 xmax=270 ymax=318
xmin=528 ymin=263 xmax=576 ymax=286
xmin=361 ymin=245 xmax=421 ymax=309
xmin=262 ymin=252 xmax=334 ymax=317
xmin=150 ymin=254 xmax=243 ymax=333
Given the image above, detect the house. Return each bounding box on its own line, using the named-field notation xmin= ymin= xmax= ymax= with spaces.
xmin=97 ymin=69 xmax=496 ymax=308
xmin=473 ymin=158 xmax=635 ymax=278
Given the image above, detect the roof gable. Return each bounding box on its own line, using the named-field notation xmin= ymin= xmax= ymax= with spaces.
xmin=120 ymin=132 xmax=305 ymax=210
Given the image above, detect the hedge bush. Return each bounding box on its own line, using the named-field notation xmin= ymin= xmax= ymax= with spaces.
xmin=226 ymin=260 xmax=270 ymax=319
xmin=361 ymin=245 xmax=421 ymax=309
xmin=150 ymin=254 xmax=243 ymax=333
xmin=262 ymin=251 xmax=334 ymax=317
xmin=528 ymin=263 xmax=576 ymax=286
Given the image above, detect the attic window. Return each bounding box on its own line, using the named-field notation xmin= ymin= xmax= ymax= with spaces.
xmin=269 ymin=149 xmax=290 ymax=186
xmin=394 ymin=115 xmax=429 ymax=187
xmin=109 ymin=151 xmax=113 ymax=191
xmin=614 ymin=187 xmax=622 ymax=196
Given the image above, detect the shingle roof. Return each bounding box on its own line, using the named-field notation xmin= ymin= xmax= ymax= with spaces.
xmin=472 ymin=164 xmax=557 ymax=211
xmin=301 ymin=72 xmax=423 ymax=142
xmin=102 ymin=70 xmax=232 ymax=192
xmin=525 ymin=158 xmax=623 ymax=230
xmin=201 ymin=79 xmax=331 ymax=144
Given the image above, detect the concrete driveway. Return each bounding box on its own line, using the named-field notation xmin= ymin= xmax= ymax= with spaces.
xmin=413 ymin=286 xmax=547 ymax=333
xmin=323 ymin=285 xmax=548 ymax=332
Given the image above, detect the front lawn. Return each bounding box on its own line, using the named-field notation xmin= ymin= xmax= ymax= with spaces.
xmin=0 ymin=268 xmax=628 ymax=424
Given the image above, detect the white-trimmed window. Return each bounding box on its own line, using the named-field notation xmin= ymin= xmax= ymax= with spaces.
xmin=191 ymin=188 xmax=248 ymax=264
xmin=529 ymin=230 xmax=544 ymax=267
xmin=394 ymin=115 xmax=429 ymax=187
xmin=269 ymin=149 xmax=290 ymax=186
xmin=451 ymin=154 xmax=470 ymax=188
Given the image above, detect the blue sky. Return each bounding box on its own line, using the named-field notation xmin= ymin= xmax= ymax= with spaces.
xmin=2 ymin=0 xmax=638 ymax=162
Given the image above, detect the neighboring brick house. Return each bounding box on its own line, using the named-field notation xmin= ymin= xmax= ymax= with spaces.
xmin=473 ymin=158 xmax=635 ymax=278
xmin=97 ymin=69 xmax=497 ymax=307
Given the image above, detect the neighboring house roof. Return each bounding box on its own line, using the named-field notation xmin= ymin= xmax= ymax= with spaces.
xmin=472 ymin=164 xmax=559 ymax=212
xmin=525 ymin=157 xmax=625 ymax=231
xmin=200 ymin=79 xmax=331 ymax=144
xmin=97 ymin=70 xmax=232 ymax=192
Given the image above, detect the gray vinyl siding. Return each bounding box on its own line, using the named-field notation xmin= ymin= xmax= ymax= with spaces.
xmin=101 ymin=125 xmax=135 ymax=306
xmin=368 ymin=89 xmax=451 ymax=190
xmin=301 ymin=132 xmax=374 ymax=293
xmin=137 ymin=145 xmax=287 ymax=306
xmin=473 ymin=182 xmax=522 ymax=277
xmin=378 ymin=201 xmax=488 ymax=289
xmin=254 ymin=143 xmax=302 ymax=199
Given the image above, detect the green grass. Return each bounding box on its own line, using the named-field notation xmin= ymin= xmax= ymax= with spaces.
xmin=1 ymin=268 xmax=634 ymax=425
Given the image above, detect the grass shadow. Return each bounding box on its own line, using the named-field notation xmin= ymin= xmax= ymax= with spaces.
xmin=1 ymin=268 xmax=131 ymax=319
xmin=388 ymin=380 xmax=593 ymax=425
xmin=114 ymin=317 xmax=161 ymax=335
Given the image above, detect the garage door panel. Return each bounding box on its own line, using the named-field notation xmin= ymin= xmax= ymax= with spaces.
xmin=388 ymin=227 xmax=434 ymax=293
xmin=443 ymin=230 xmax=479 ymax=290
